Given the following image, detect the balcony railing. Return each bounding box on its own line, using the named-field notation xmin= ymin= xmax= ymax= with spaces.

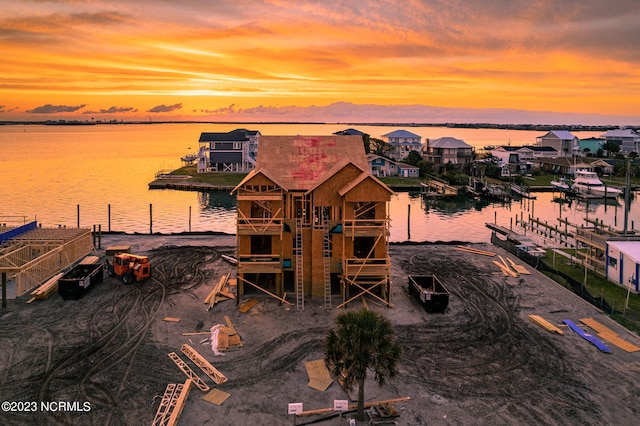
xmin=344 ymin=257 xmax=390 ymax=277
xmin=237 ymin=254 xmax=282 ymax=273
xmin=343 ymin=219 xmax=389 ymax=237
xmin=236 ymin=218 xmax=283 ymax=235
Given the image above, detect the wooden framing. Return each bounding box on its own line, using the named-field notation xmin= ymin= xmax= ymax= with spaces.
xmin=0 ymin=227 xmax=93 ymax=297
xmin=231 ymin=135 xmax=393 ymax=309
xmin=167 ymin=352 xmax=210 ymax=392
xmin=180 ymin=344 xmax=228 ymax=384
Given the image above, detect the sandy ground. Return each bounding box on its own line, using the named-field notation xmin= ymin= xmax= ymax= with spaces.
xmin=1 ymin=234 xmax=640 ymax=426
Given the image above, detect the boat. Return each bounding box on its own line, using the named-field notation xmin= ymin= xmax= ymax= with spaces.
xmin=571 ymin=169 xmax=622 ymax=198
xmin=550 ymin=177 xmax=572 ymax=192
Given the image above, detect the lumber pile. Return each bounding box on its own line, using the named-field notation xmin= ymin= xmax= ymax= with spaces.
xmin=454 ymin=245 xmax=496 ymax=257
xmin=216 ymin=316 xmax=243 ymax=352
xmin=78 ymin=255 xmax=100 ymax=265
xmin=580 ymin=317 xmax=640 ymax=353
xmin=492 ymin=255 xmax=530 ymax=279
xmin=29 ymin=272 xmax=64 ymax=302
xmin=204 ymin=273 xmax=235 ymax=310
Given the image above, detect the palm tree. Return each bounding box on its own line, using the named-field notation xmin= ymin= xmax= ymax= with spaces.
xmin=325 ymin=309 xmax=401 ymax=421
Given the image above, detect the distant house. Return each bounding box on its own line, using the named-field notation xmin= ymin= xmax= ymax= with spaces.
xmin=527 ymin=145 xmax=558 ymax=159
xmin=424 ymin=137 xmax=474 ymax=165
xmin=333 ymin=128 xmax=365 ymax=136
xmin=579 ymin=137 xmax=605 ymax=157
xmin=536 ymin=130 xmax=578 ymax=158
xmin=381 ymin=130 xmax=423 ymax=161
xmin=601 ymin=128 xmax=640 ymax=154
xmin=231 ymin=135 xmax=393 ymax=309
xmin=197 ymin=128 xmax=260 ymax=173
xmin=366 ymin=154 xmax=419 ymax=178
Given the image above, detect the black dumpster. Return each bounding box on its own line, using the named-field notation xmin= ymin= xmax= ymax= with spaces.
xmin=408 ymin=275 xmax=450 ymax=313
xmin=58 ymin=263 xmax=104 ymax=300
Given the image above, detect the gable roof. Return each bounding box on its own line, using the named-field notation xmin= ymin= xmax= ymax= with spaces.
xmin=334 ymin=128 xmax=365 ymax=136
xmin=541 ymin=130 xmax=576 ymax=140
xmin=382 ymin=129 xmax=421 ymax=139
xmin=601 ymin=128 xmax=639 ymax=138
xmin=338 ymin=171 xmax=394 ymax=197
xmin=429 ymin=137 xmax=472 ymax=149
xmin=199 ymin=128 xmax=255 ymax=142
xmin=253 ymin=135 xmax=369 ymax=191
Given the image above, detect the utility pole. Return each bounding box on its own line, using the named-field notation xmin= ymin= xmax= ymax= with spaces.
xmin=624 ymin=159 xmax=631 ymax=235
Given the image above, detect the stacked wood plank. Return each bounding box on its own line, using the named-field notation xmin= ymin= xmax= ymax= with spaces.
xmin=29 ymin=272 xmax=64 ymax=302
xmin=528 ymin=315 xmax=564 ymax=335
xmin=454 ymin=246 xmax=496 ymax=257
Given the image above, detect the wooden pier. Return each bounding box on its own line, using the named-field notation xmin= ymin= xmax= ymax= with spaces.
xmin=421 ymin=177 xmax=458 ymax=197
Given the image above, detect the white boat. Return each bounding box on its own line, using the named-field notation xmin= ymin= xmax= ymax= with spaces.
xmin=550 ymin=177 xmax=571 ymax=192
xmin=571 ymin=169 xmax=622 ymax=198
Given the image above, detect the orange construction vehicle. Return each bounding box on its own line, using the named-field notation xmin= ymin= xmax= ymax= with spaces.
xmin=105 ymin=253 xmax=151 ymax=284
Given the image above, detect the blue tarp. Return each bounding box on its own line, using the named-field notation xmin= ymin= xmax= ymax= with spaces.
xmin=0 ymin=221 xmax=37 ymax=245
xmin=563 ymin=319 xmax=612 ymax=353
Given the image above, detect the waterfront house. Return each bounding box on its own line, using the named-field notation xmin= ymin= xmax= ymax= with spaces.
xmin=366 ymin=154 xmax=419 ymax=178
xmin=601 ymin=128 xmax=640 ymax=154
xmin=606 ymin=240 xmax=640 ymax=294
xmin=197 ymin=128 xmax=260 ymax=173
xmin=579 ymin=137 xmax=605 ymax=157
xmin=381 ymin=129 xmax=423 ymax=161
xmin=536 ymin=130 xmax=578 ymax=158
xmin=231 ymin=135 xmax=393 ymax=310
xmin=424 ymin=137 xmax=474 ymax=165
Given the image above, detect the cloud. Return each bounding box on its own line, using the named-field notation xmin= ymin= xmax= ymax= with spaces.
xmin=199 ymin=102 xmax=639 ymax=126
xmin=148 ymin=103 xmax=183 ymax=113
xmin=83 ymin=106 xmax=138 ymax=114
xmin=26 ymin=104 xmax=86 ymax=114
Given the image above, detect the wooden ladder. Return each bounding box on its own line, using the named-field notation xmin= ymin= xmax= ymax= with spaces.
xmin=323 ymin=224 xmax=331 ymax=309
xmin=295 ymin=218 xmax=304 ymax=311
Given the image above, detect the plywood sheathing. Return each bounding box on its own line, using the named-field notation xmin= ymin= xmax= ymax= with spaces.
xmin=528 ymin=315 xmax=565 ymax=335
xmin=305 ymin=359 xmax=333 ymax=391
xmin=202 ymin=389 xmax=231 ymax=406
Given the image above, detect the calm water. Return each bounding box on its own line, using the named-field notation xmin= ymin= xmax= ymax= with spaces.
xmin=0 ymin=123 xmax=634 ymax=242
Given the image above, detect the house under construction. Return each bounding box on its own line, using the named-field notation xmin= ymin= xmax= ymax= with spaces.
xmin=0 ymin=222 xmax=93 ymax=301
xmin=231 ymin=135 xmax=394 ymax=310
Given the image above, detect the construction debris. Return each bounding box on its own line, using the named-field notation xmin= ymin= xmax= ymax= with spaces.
xmin=305 ymin=359 xmax=333 ymax=392
xmin=454 ymin=245 xmax=496 ymax=257
xmin=204 ymin=273 xmax=232 ymax=311
xmin=238 ymin=298 xmax=258 ymax=313
xmin=202 ymin=389 xmax=231 ymax=406
xmin=580 ymin=318 xmax=640 ymax=353
xmin=163 ymin=317 xmax=181 ymax=322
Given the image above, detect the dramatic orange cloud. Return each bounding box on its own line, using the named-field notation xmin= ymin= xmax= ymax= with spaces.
xmin=1 ymin=0 xmax=639 ymax=124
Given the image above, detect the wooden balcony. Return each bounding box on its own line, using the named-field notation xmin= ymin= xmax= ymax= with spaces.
xmin=236 ymin=218 xmax=283 ymax=235
xmin=344 ymin=257 xmax=390 ymax=278
xmin=343 ymin=219 xmax=389 ymax=238
xmin=237 ymin=254 xmax=282 ymax=273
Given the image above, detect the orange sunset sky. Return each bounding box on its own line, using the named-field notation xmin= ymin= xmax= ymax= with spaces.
xmin=1 ymin=0 xmax=639 ymax=125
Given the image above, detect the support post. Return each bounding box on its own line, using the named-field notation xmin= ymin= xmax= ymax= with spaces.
xmin=150 ymin=203 xmax=153 ymax=234
xmin=2 ymin=272 xmax=6 ymax=309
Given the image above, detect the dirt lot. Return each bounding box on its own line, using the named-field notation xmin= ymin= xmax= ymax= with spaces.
xmin=1 ymin=234 xmax=639 ymax=426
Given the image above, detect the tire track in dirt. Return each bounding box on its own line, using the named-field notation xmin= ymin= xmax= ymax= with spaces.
xmin=398 ymin=250 xmax=602 ymax=424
